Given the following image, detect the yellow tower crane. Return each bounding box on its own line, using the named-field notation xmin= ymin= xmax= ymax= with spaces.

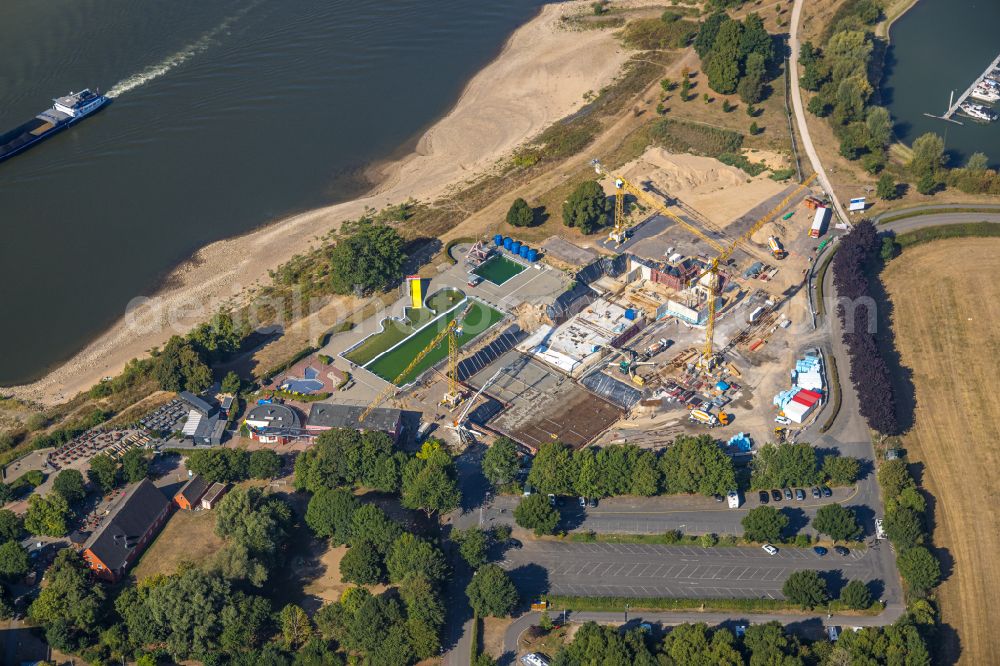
xmin=359 ymin=303 xmax=472 ymax=422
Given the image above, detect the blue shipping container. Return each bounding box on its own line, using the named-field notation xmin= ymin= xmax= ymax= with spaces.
xmin=503 ymin=237 xmax=513 ymax=250
xmin=494 ymin=234 xmax=503 ymax=246
xmin=519 ymin=245 xmax=530 ymax=258
xmin=528 ymin=249 xmax=538 ymax=262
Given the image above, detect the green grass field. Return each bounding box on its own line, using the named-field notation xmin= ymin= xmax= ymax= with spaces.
xmin=366 ymin=299 xmax=504 ymax=385
xmin=473 ymin=254 xmax=526 ymax=285
xmin=343 ymin=288 xmax=465 ymax=365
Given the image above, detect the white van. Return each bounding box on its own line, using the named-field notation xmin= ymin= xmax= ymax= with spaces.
xmin=521 ymin=653 xmax=551 ymax=666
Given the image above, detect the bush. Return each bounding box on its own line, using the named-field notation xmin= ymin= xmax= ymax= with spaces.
xmin=620 ymin=17 xmax=698 ymax=50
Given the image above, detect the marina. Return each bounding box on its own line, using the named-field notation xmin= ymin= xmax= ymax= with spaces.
xmin=926 ymin=51 xmax=1000 ymax=124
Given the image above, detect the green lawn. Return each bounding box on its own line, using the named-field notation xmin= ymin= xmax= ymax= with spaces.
xmin=473 ymin=254 xmax=526 ymax=285
xmin=366 ymin=300 xmax=504 ymax=385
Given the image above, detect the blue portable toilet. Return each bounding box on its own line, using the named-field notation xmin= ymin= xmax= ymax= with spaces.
xmin=528 ymin=248 xmax=539 ymax=262
xmin=716 ymin=381 xmax=730 ymax=391
xmin=494 ymin=234 xmax=503 ymax=246
xmin=503 ymin=237 xmax=513 ymax=250
xmin=511 ymin=240 xmax=522 ymax=254
xmin=519 ymin=245 xmax=530 ymax=258
xmin=624 ymin=308 xmax=636 ymax=320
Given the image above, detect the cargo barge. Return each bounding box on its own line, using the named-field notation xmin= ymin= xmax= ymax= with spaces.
xmin=0 ymin=89 xmax=109 ymax=163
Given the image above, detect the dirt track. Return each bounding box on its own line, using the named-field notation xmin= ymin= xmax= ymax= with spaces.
xmin=882 ymin=238 xmax=1000 ymax=666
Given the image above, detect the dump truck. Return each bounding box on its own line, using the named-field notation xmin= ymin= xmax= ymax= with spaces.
xmin=767 ymin=236 xmax=787 ymax=259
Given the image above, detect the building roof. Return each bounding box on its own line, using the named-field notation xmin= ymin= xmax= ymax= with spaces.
xmin=246 ymin=403 xmax=301 ymax=429
xmin=306 ymin=403 xmax=401 ymax=433
xmin=179 ymin=391 xmax=216 ymax=416
xmin=83 ymin=479 xmax=170 ymax=570
xmin=175 ymin=474 xmax=210 ymax=505
xmin=201 ymin=482 xmax=229 ymax=506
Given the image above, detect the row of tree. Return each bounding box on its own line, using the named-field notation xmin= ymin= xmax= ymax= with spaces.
xmin=514 ymin=436 xmax=737 ymax=500
xmin=547 ymin=614 xmax=932 ymax=665
xmin=831 ymin=220 xmax=901 ymax=435
xmin=187 ymin=446 xmax=281 ymax=484
xmin=741 ymin=503 xmax=862 ymax=545
xmin=878 ymin=459 xmax=941 ymax=595
xmin=750 ymin=442 xmax=860 ymax=490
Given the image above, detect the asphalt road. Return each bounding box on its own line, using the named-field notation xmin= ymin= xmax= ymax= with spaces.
xmin=501 ymin=540 xmax=883 ymax=601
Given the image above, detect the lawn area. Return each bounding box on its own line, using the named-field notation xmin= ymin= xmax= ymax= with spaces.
xmin=366 ymin=299 xmax=504 ymax=385
xmin=881 ymin=238 xmax=1000 ymax=666
xmin=473 ymin=254 xmax=527 ymax=285
xmin=132 ymin=508 xmax=224 ymax=581
xmin=343 ymin=287 xmax=465 ymax=365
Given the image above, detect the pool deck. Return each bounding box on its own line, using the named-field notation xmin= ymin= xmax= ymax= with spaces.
xmin=319 ymin=244 xmax=570 ymax=402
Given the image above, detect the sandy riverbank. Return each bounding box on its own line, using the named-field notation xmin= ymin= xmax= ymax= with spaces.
xmin=5 ymin=1 xmax=629 ymax=406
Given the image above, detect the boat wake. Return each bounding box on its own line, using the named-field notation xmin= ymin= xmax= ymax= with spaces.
xmin=107 ymin=1 xmax=261 ymax=99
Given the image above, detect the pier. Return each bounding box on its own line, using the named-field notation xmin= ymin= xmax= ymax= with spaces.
xmin=927 ymin=51 xmax=1000 ymax=123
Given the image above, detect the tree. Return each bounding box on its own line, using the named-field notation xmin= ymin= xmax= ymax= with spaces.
xmin=737 ymin=52 xmax=767 ymax=104
xmin=562 ymin=181 xmax=611 ymax=234
xmin=884 ymin=507 xmax=924 ymax=549
xmin=465 ymin=564 xmax=518 ymax=618
xmin=865 ymin=106 xmax=892 ymax=150
xmin=402 ymin=449 xmax=461 ymax=518
xmin=749 ymin=121 xmax=761 ymax=135
xmin=29 ymin=550 xmax=106 ymax=640
xmin=527 ymin=441 xmax=577 ymax=495
xmin=743 ymin=621 xmax=803 ymax=664
xmin=305 ymin=488 xmax=359 ymax=543
xmin=876 ymin=172 xmax=897 ymax=200
xmin=659 ymin=435 xmax=736 ymax=496
xmin=248 ymin=449 xmax=282 ymax=479
xmin=659 ymin=622 xmax=741 ymax=666
xmin=823 ymin=455 xmax=860 ymax=485
xmin=909 ymin=132 xmax=945 ymax=180
xmin=506 ymin=198 xmax=534 ymax=227
xmin=897 ymin=546 xmax=941 ymax=593
xmin=741 ymin=506 xmax=788 ymax=543
xmin=121 ymin=448 xmax=149 ymax=483
xmin=88 ymin=453 xmax=119 ymax=493
xmin=144 ymin=568 xmax=237 ymax=658
xmin=481 ymin=437 xmax=519 ymax=487
xmin=813 ymin=504 xmax=862 ymax=542
xmin=24 ymin=492 xmax=70 ymax=537
xmin=53 ymin=469 xmax=87 ymax=504
xmin=453 ymin=527 xmax=489 ymax=569
xmin=514 ymin=493 xmax=560 ymax=536
xmin=916 ymin=172 xmax=939 ymax=195
xmin=340 ymin=541 xmax=384 ymax=585
xmin=215 ymin=486 xmax=292 ymax=581
xmin=295 ymin=429 xmax=401 ymax=493
xmin=879 ymin=236 xmax=899 ymax=263
xmin=386 ymin=533 xmax=448 ymax=584
xmin=328 ymin=221 xmax=405 ymax=296
xmin=782 ymin=570 xmax=828 ymax=608
xmin=966 ymin=151 xmax=990 ymax=172
xmin=399 ymin=575 xmax=445 ymax=658
xmin=349 ymin=504 xmax=402 ymax=555
xmin=0 ymin=540 xmax=29 ymax=579
xmin=705 ymin=20 xmax=742 ymax=94
xmin=839 ymin=579 xmax=872 ymax=609
xmin=694 ymin=12 xmax=729 ymax=58
xmin=280 ymin=604 xmax=313 ymax=650
xmin=750 ymin=442 xmax=819 ymax=489
xmin=188 ymin=447 xmax=250 ymax=483
xmin=154 ymin=336 xmax=212 ymax=393
xmin=221 ymin=371 xmax=242 ymax=394
xmin=0 ymin=510 xmax=23 ymax=543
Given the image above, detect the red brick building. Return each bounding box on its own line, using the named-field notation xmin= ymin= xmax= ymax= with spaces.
xmin=173 ymin=474 xmax=209 ymax=510
xmin=81 ymin=479 xmax=172 ymax=582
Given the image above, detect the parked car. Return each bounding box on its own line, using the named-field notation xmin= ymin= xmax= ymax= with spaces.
xmin=758 ymin=491 xmax=769 ymax=504
xmin=771 ymin=489 xmax=782 ymax=502
xmin=783 ymin=488 xmax=793 ymax=500
xmin=821 ymin=486 xmax=832 ymax=498
xmin=813 ymin=546 xmax=828 ymax=556
xmin=588 ymin=497 xmax=597 ymax=508
xmin=834 ymin=546 xmax=850 ymax=556
xmin=467 ymin=276 xmax=483 ymax=287
xmin=578 ymin=496 xmax=586 ymax=507
xmin=795 ymin=488 xmax=806 ymax=501
xmin=547 ymin=493 xmax=556 ymax=507
xmin=775 ymin=416 xmax=792 ymax=425
xmin=761 ymin=544 xmax=778 ymax=556
xmin=713 ymin=494 xmax=725 ymax=502
xmin=811 ymin=487 xmax=821 ymax=499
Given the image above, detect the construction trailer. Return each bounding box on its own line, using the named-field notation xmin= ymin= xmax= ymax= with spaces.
xmin=809 ymin=207 xmax=829 ymax=238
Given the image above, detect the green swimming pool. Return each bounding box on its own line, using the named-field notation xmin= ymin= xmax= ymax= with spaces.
xmin=472 ymin=254 xmax=527 ymax=285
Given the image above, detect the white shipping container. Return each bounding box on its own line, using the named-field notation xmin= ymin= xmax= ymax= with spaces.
xmin=782 ymin=399 xmax=814 ymax=424
xmin=810 ymin=207 xmax=829 ymax=238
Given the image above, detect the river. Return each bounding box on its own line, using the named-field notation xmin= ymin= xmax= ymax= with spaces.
xmin=0 ymin=0 xmax=542 ymax=386
xmin=883 ymin=0 xmax=1000 ymax=166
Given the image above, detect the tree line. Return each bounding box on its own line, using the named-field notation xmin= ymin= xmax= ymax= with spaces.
xmin=878 ymin=458 xmax=941 ymax=595
xmin=750 ymin=442 xmax=860 ymax=490
xmin=831 ymin=220 xmax=901 ymax=435
xmin=542 ymin=613 xmax=931 ymax=666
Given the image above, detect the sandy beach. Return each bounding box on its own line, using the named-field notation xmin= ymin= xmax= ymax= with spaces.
xmin=6 ymin=1 xmax=628 ymax=406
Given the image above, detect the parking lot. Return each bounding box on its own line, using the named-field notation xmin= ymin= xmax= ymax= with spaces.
xmin=502 ymin=540 xmax=881 ymax=600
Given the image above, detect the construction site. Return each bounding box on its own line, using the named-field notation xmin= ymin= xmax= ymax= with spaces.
xmin=324 ymin=155 xmax=841 ymax=457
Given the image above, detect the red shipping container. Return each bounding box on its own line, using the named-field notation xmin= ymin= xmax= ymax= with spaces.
xmin=800 ymin=389 xmax=823 ymax=402
xmin=791 ymin=394 xmax=813 ymax=407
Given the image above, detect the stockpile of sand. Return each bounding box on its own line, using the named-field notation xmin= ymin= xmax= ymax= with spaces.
xmin=614 ymin=148 xmax=787 ymax=227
